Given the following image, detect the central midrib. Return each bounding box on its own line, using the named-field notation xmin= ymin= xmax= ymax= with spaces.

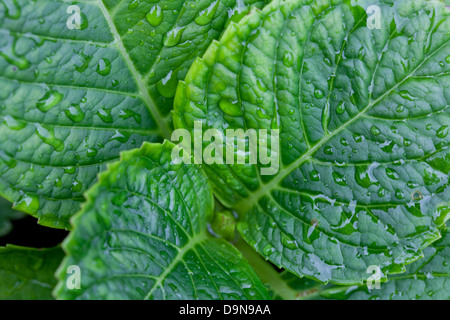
xmin=236 ymin=37 xmax=450 ymax=216
xmin=97 ymin=0 xmax=172 ymax=140
xmin=143 ymin=232 xmax=208 ymax=299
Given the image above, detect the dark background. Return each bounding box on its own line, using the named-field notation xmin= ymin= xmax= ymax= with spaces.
xmin=0 ymin=216 xmax=68 ymax=248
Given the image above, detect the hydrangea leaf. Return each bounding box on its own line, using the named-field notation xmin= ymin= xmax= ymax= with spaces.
xmin=274 ymin=221 xmax=450 ymax=300
xmin=324 ymin=223 xmax=450 ymax=299
xmin=174 ymin=0 xmax=450 ymax=284
xmin=54 ymin=142 xmax=270 ymax=300
xmin=0 ymin=245 xmax=63 ymax=300
xmin=0 ymin=0 xmax=267 ymax=229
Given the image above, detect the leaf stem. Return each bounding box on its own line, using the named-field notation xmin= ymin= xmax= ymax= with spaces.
xmin=234 ymin=237 xmax=298 ymax=300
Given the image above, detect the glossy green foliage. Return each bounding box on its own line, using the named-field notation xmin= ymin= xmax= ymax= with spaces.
xmin=0 ymin=196 xmax=24 ymax=236
xmin=174 ymin=0 xmax=450 ymax=284
xmin=327 ymin=223 xmax=450 ymax=299
xmin=0 ymin=245 xmax=63 ymax=300
xmin=0 ymin=0 xmax=266 ymax=229
xmin=55 ymin=142 xmax=269 ymax=300
xmin=275 ymin=221 xmax=450 ymax=300
xmin=114 ymin=0 xmax=269 ymax=118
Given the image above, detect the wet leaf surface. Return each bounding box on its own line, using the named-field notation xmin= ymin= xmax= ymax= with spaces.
xmin=174 ymin=0 xmax=450 ymax=284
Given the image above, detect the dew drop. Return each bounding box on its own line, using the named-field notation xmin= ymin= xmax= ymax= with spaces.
xmin=281 ymin=234 xmax=298 ymax=250
xmin=146 ymin=5 xmax=163 ymax=27
xmin=324 ymin=146 xmax=334 ymax=155
xmin=309 ymin=170 xmax=320 ymax=181
xmin=163 ymin=26 xmax=186 ymax=47
xmin=97 ymin=108 xmax=113 ymax=123
xmin=3 ymin=115 xmax=26 ymax=130
xmin=14 ymin=192 xmax=39 ymax=213
xmin=119 ymin=109 xmax=142 ymax=124
xmin=370 ymin=126 xmax=381 ymax=136
xmin=424 ymin=168 xmax=440 ymax=186
xmin=194 ymin=0 xmax=219 ymax=26
xmin=436 ymin=125 xmax=448 ymax=138
xmin=128 ymin=0 xmax=139 ymax=9
xmin=64 ymin=104 xmax=85 ymax=123
xmin=87 ymin=148 xmax=98 ymax=157
xmin=323 ymin=56 xmax=331 ymax=66
xmin=2 ymin=0 xmax=21 ymax=19
xmin=79 ymin=13 xmax=89 ymax=30
xmin=399 ymin=90 xmax=414 ymax=101
xmin=336 ymin=102 xmax=345 ymax=114
xmin=395 ymin=189 xmax=404 ymax=200
xmin=110 ymin=130 xmax=131 ymax=143
xmin=156 ymin=70 xmax=178 ymax=98
xmin=262 ymin=244 xmax=275 ymax=256
xmin=258 ymin=107 xmax=272 ymax=120
xmin=36 ymin=90 xmax=63 ymax=112
xmin=64 ymin=167 xmax=76 ymax=174
xmin=386 ymin=168 xmax=400 ymax=180
xmin=314 ymin=88 xmax=324 ymax=99
xmin=71 ymin=179 xmax=83 ymax=193
xmin=283 ymin=51 xmax=294 ymax=67
xmin=96 ymin=58 xmax=111 ymax=76
xmin=0 ymin=38 xmax=31 ymax=70
xmin=256 ymin=78 xmax=267 ymax=92
xmin=75 ymin=51 xmax=92 ymax=73
xmin=403 ymin=138 xmax=411 ymax=147
xmin=396 ymin=105 xmax=405 ymax=113
xmin=353 ymin=133 xmax=364 ymax=143
xmin=35 ymin=124 xmax=64 ymax=152
xmin=340 ymin=138 xmax=349 ymax=146
xmin=332 ymin=171 xmax=347 ymax=186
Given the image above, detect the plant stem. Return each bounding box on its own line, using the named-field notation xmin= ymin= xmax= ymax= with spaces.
xmin=234 ymin=237 xmax=299 ymax=300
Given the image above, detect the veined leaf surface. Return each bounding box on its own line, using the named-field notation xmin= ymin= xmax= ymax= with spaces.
xmin=55 ymin=142 xmax=270 ymax=300
xmin=174 ymin=0 xmax=450 ymax=284
xmin=0 ymin=245 xmax=63 ymax=300
xmin=0 ymin=0 xmax=266 ymax=229
xmin=274 ymin=221 xmax=450 ymax=300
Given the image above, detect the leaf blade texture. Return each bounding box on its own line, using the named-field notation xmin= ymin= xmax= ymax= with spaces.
xmin=174 ymin=0 xmax=450 ymax=284
xmin=0 ymin=0 xmax=267 ymax=228
xmin=55 ymin=141 xmax=270 ymax=300
xmin=274 ymin=221 xmax=450 ymax=300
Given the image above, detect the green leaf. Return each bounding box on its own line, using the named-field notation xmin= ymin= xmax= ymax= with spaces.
xmin=276 ymin=221 xmax=450 ymax=300
xmin=0 ymin=196 xmax=24 ymax=237
xmin=0 ymin=245 xmax=63 ymax=300
xmin=174 ymin=0 xmax=450 ymax=284
xmin=0 ymin=0 xmax=267 ymax=229
xmin=54 ymin=141 xmax=270 ymax=300
xmin=324 ymin=224 xmax=450 ymax=299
